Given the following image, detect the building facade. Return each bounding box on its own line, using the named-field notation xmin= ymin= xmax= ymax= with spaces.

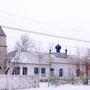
xmin=7 ymin=45 xmax=81 ymax=81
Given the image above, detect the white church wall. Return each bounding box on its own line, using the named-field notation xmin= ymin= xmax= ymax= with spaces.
xmin=16 ymin=63 xmax=50 ymax=81
xmin=10 ymin=60 xmax=78 ymax=81
xmin=51 ymin=63 xmax=77 ymax=80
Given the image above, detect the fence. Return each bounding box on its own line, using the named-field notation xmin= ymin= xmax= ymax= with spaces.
xmin=48 ymin=75 xmax=90 ymax=86
xmin=0 ymin=75 xmax=39 ymax=90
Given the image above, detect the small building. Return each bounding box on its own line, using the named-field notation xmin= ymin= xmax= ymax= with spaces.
xmin=6 ymin=44 xmax=81 ymax=81
xmin=0 ymin=26 xmax=89 ymax=84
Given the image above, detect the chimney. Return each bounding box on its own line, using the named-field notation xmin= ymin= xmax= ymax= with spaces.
xmin=65 ymin=49 xmax=67 ymax=55
xmin=65 ymin=49 xmax=67 ymax=58
xmin=49 ymin=49 xmax=51 ymax=54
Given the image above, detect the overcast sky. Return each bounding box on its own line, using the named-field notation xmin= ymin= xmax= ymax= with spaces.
xmin=0 ymin=0 xmax=90 ymax=54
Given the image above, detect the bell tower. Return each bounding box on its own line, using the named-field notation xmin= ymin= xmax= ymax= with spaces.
xmin=0 ymin=26 xmax=7 ymax=73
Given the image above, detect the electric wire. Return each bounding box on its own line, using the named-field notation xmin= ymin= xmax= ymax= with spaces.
xmin=0 ymin=10 xmax=90 ymax=35
xmin=2 ymin=25 xmax=90 ymax=43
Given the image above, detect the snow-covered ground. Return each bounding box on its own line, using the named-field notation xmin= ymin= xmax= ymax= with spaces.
xmin=18 ymin=82 xmax=90 ymax=90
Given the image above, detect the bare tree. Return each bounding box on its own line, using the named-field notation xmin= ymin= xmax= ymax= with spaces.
xmin=68 ymin=48 xmax=86 ymax=84
xmin=5 ymin=51 xmax=21 ymax=75
xmin=5 ymin=35 xmax=36 ymax=74
xmin=75 ymin=48 xmax=90 ymax=85
xmin=68 ymin=55 xmax=77 ymax=84
xmin=15 ymin=35 xmax=35 ymax=52
xmin=82 ymin=48 xmax=90 ymax=85
xmin=69 ymin=48 xmax=90 ymax=85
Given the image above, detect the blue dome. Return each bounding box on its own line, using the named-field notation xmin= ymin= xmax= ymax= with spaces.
xmin=55 ymin=44 xmax=61 ymax=53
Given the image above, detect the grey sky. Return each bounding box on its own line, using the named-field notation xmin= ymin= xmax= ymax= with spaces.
xmin=0 ymin=0 xmax=90 ymax=53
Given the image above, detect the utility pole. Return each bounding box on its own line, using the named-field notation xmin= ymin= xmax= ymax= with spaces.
xmin=48 ymin=49 xmax=51 ymax=86
xmin=38 ymin=52 xmax=41 ymax=87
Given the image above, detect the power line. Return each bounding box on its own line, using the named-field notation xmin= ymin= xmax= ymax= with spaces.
xmin=0 ymin=18 xmax=82 ymax=37
xmin=0 ymin=10 xmax=65 ymax=28
xmin=0 ymin=15 xmax=89 ymax=38
xmin=0 ymin=10 xmax=90 ymax=43
xmin=0 ymin=10 xmax=90 ymax=36
xmin=0 ymin=14 xmax=71 ymax=33
xmin=2 ymin=25 xmax=90 ymax=43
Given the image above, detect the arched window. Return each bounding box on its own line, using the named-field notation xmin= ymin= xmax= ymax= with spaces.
xmin=12 ymin=67 xmax=20 ymax=75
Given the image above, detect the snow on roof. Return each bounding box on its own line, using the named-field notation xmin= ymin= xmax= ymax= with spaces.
xmin=10 ymin=51 xmax=77 ymax=65
xmin=11 ymin=52 xmax=50 ymax=64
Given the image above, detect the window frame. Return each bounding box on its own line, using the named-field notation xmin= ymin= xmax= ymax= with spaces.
xmin=41 ymin=68 xmax=46 ymax=76
xmin=34 ymin=67 xmax=39 ymax=75
xmin=22 ymin=67 xmax=28 ymax=75
xmin=59 ymin=68 xmax=63 ymax=77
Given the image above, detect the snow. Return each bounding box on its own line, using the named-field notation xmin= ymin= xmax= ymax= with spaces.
xmin=18 ymin=82 xmax=90 ymax=90
xmin=11 ymin=52 xmax=50 ymax=64
xmin=0 ymin=75 xmax=39 ymax=89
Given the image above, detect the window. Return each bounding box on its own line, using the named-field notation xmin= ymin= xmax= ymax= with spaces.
xmin=59 ymin=69 xmax=63 ymax=77
xmin=23 ymin=67 xmax=28 ymax=75
xmin=0 ymin=66 xmax=1 ymax=69
xmin=41 ymin=68 xmax=46 ymax=76
xmin=12 ymin=67 xmax=20 ymax=75
xmin=76 ymin=69 xmax=80 ymax=77
xmin=34 ymin=67 xmax=39 ymax=75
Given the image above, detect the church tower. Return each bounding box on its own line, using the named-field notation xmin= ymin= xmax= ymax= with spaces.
xmin=0 ymin=26 xmax=7 ymax=73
